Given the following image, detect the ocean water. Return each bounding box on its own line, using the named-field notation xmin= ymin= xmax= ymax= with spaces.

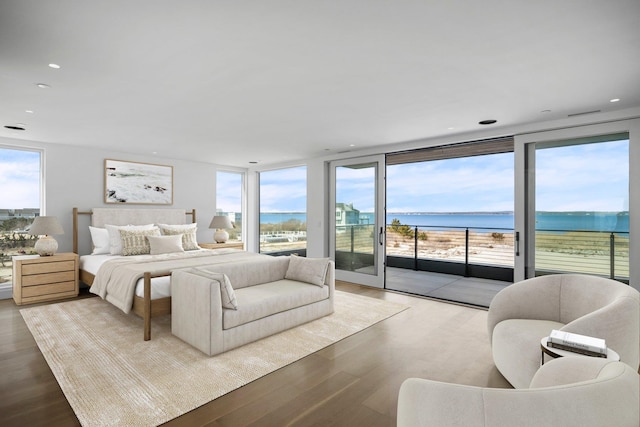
xmin=261 ymin=212 xmax=630 ymax=233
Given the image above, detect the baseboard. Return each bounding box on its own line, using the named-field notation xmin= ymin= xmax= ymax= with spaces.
xmin=0 ymin=283 xmax=12 ymax=300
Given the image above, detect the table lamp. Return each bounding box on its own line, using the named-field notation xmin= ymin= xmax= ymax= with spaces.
xmin=28 ymin=216 xmax=64 ymax=256
xmin=209 ymin=215 xmax=234 ymax=243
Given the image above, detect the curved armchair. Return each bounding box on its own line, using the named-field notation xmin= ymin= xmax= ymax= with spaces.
xmin=487 ymin=274 xmax=639 ymax=388
xmin=397 ymin=357 xmax=640 ymax=427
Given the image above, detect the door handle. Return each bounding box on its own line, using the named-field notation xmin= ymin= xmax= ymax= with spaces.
xmin=379 ymin=226 xmax=384 ymax=246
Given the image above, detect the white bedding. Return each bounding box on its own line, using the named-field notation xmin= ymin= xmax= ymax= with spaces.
xmin=81 ymin=248 xmax=254 ymax=305
xmin=81 ymin=254 xmax=190 ymax=300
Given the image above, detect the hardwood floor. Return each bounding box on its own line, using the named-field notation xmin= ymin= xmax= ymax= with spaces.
xmin=0 ymin=283 xmax=510 ymax=427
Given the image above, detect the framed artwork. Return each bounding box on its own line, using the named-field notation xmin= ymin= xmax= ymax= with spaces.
xmin=104 ymin=159 xmax=173 ymax=205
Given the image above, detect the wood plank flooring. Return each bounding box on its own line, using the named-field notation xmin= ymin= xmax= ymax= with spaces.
xmin=0 ymin=283 xmax=511 ymax=427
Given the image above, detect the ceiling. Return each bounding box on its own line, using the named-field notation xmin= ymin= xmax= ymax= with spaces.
xmin=1 ymin=0 xmax=639 ymax=167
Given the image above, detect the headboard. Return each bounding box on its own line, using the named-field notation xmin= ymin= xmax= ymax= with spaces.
xmin=72 ymin=207 xmax=196 ymax=254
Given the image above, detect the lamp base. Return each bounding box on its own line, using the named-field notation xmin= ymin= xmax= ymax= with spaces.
xmin=214 ymin=229 xmax=229 ymax=243
xmin=35 ymin=236 xmax=58 ymax=256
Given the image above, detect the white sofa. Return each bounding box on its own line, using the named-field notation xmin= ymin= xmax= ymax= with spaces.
xmin=171 ymin=255 xmax=334 ymax=356
xmin=487 ymin=274 xmax=640 ymax=388
xmin=397 ymin=357 xmax=640 ymax=427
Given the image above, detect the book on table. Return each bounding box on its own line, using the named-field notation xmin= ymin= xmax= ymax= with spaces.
xmin=547 ymin=329 xmax=607 ymax=358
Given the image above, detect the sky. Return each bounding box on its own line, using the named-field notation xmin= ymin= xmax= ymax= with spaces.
xmin=0 ymin=148 xmax=41 ymax=209
xmin=257 ymin=138 xmax=629 ymax=213
xmin=259 ymin=166 xmax=307 ymax=212
xmin=216 ymin=171 xmax=243 ymax=212
xmin=4 ymin=139 xmax=627 ymax=215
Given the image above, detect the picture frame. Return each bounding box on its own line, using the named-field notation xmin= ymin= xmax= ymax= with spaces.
xmin=104 ymin=159 xmax=173 ymax=205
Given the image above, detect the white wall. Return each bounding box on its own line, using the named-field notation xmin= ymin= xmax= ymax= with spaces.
xmin=0 ymin=136 xmax=221 ymax=256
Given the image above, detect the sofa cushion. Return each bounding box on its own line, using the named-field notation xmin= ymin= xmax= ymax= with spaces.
xmin=188 ymin=267 xmax=238 ymax=310
xmin=223 ymin=280 xmax=329 ymax=329
xmin=492 ymin=318 xmax=564 ymax=389
xmin=285 ymin=256 xmax=330 ymax=287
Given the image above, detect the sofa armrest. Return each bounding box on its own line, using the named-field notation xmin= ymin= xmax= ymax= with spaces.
xmin=562 ymin=296 xmax=640 ymax=369
xmin=398 ymin=358 xmax=640 ymax=427
xmin=398 ymin=378 xmax=485 ymax=427
xmin=171 ymin=270 xmax=224 ymax=355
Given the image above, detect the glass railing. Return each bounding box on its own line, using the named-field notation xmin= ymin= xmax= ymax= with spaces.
xmin=535 ymin=229 xmax=629 ymax=279
xmin=385 ymin=222 xmax=630 ymax=281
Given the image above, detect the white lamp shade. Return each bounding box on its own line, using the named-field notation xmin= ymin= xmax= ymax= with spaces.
xmin=29 ymin=216 xmax=64 ymax=236
xmin=209 ymin=215 xmax=233 ymax=230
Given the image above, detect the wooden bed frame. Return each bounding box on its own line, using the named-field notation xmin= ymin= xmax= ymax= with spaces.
xmin=72 ymin=207 xmax=196 ymax=340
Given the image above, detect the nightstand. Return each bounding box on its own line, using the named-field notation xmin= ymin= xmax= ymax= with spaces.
xmin=12 ymin=252 xmax=79 ymax=305
xmin=199 ymin=242 xmax=244 ymax=250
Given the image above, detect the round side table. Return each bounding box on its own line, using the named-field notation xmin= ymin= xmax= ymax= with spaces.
xmin=540 ymin=337 xmax=620 ymax=365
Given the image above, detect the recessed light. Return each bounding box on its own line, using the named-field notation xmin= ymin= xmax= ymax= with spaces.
xmin=5 ymin=125 xmax=26 ymax=131
xmin=25 ymin=110 xmax=34 ymax=114
xmin=610 ymin=98 xmax=620 ymax=103
xmin=447 ymin=127 xmax=455 ymax=130
xmin=541 ymin=109 xmax=551 ymax=113
xmin=36 ymin=83 xmax=51 ymax=88
xmin=249 ymin=161 xmax=258 ymax=164
xmin=479 ymin=119 xmax=497 ymax=125
xmin=349 ymin=144 xmax=355 ymax=147
xmin=48 ymin=63 xmax=61 ymax=69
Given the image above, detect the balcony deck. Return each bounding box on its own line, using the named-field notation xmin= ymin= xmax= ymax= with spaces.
xmin=385 ymin=267 xmax=511 ymax=308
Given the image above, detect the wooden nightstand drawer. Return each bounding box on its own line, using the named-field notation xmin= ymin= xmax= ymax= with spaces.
xmin=22 ymin=270 xmax=76 ymax=286
xmin=22 ymin=260 xmax=76 ymax=275
xmin=22 ymin=281 xmax=76 ymax=298
xmin=13 ymin=253 xmax=79 ymax=305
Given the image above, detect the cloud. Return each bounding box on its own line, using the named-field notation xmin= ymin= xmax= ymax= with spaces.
xmin=0 ymin=149 xmax=41 ymax=208
xmin=259 ymin=166 xmax=307 ymax=212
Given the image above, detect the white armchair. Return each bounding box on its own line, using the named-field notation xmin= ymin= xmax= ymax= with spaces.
xmin=487 ymin=274 xmax=639 ymax=388
xmin=397 ymin=357 xmax=640 ymax=427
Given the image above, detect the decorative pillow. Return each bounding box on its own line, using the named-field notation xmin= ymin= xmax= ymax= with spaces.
xmin=88 ymin=226 xmax=110 ymax=255
xmin=147 ymin=234 xmax=184 ymax=255
xmin=105 ymin=224 xmax=156 ymax=255
xmin=191 ymin=268 xmax=237 ymax=310
xmin=284 ymin=255 xmax=330 ymax=287
xmin=119 ymin=228 xmax=161 ymax=256
xmin=158 ymin=223 xmax=199 ymax=251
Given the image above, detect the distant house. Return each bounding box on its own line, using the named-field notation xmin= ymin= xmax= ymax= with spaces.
xmin=336 ymin=203 xmax=360 ymax=226
xmin=0 ymin=208 xmax=40 ymax=222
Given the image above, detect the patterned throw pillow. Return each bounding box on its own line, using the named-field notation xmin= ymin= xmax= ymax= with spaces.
xmin=119 ymin=228 xmax=161 ymax=256
xmin=158 ymin=223 xmax=199 ymax=251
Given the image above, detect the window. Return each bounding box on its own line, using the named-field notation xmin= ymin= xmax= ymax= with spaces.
xmin=386 ymin=147 xmax=515 ymax=270
xmin=259 ymin=166 xmax=307 ymax=255
xmin=0 ymin=146 xmax=42 ymax=285
xmin=533 ymin=135 xmax=629 ymax=279
xmin=216 ymin=171 xmax=244 ymax=242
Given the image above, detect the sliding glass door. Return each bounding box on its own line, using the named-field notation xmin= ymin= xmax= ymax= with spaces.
xmin=525 ymin=133 xmax=629 ymax=280
xmin=329 ymin=155 xmax=385 ymax=288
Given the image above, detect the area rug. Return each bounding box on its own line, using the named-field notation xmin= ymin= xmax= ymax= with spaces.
xmin=21 ymin=291 xmax=407 ymax=426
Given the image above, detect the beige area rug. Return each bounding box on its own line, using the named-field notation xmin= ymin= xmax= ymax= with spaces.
xmin=21 ymin=291 xmax=407 ymax=427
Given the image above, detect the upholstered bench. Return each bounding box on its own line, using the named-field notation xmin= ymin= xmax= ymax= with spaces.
xmin=171 ymin=255 xmax=334 ymax=356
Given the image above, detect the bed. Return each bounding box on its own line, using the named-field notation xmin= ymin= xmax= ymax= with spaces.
xmin=72 ymin=207 xmax=259 ymax=340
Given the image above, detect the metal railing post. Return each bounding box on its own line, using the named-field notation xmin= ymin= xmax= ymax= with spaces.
xmin=464 ymin=228 xmax=470 ymax=277
xmin=414 ymin=226 xmax=418 ymax=271
xmin=610 ymin=232 xmax=615 ymax=279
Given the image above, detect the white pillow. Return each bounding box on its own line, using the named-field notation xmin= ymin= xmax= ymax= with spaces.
xmin=104 ymin=224 xmax=156 ymax=255
xmin=147 ymin=234 xmax=184 ymax=255
xmin=88 ymin=226 xmax=110 ymax=255
xmin=284 ymin=255 xmax=330 ymax=287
